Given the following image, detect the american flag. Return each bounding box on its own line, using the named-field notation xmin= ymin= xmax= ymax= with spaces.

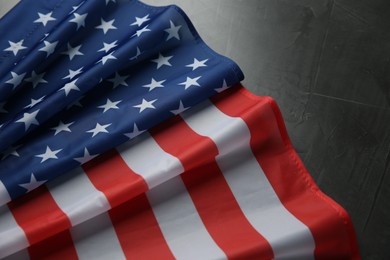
xmin=0 ymin=0 xmax=359 ymax=259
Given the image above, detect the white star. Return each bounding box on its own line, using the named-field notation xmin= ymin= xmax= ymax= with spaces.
xmin=95 ymin=18 xmax=117 ymax=34
xmin=74 ymin=148 xmax=98 ymax=164
xmin=133 ymin=98 xmax=157 ymax=113
xmin=1 ymin=145 xmax=22 ymax=160
xmin=15 ymin=110 xmax=39 ymax=130
xmin=40 ymin=33 xmax=49 ymax=42
xmin=62 ymin=43 xmax=83 ymax=60
xmin=151 ymin=53 xmax=173 ymax=69
xmin=25 ymin=71 xmax=48 ymax=88
xmin=170 ymin=101 xmax=190 ymax=115
xmin=87 ymin=122 xmax=111 ymax=137
xmin=34 ymin=12 xmax=56 ymax=26
xmin=69 ymin=12 xmax=88 ymax=30
xmin=5 ymin=71 xmax=26 ymax=89
xmin=124 ymin=123 xmax=145 ymax=139
xmin=70 ymin=2 xmax=84 ymax=13
xmin=24 ymin=96 xmax=45 ymax=109
xmin=51 ymin=121 xmax=74 ymax=135
xmin=62 ymin=67 xmax=83 ymax=80
xmin=19 ymin=174 xmax=47 ymax=192
xmin=67 ymin=96 xmax=84 ymax=109
xmin=98 ymin=40 xmax=117 ymax=53
xmin=105 ymin=0 xmax=116 ymax=5
xmin=130 ymin=46 xmax=142 ymax=60
xmin=38 ymin=40 xmax=58 ymax=57
xmin=98 ymin=98 xmax=121 ymax=113
xmin=97 ymin=51 xmax=117 ymax=65
xmin=142 ymin=78 xmax=165 ymax=91
xmin=4 ymin=40 xmax=27 ymax=56
xmin=186 ymin=58 xmax=208 ymax=71
xmin=215 ymin=79 xmax=229 ymax=93
xmin=130 ymin=14 xmax=150 ymax=27
xmin=107 ymin=72 xmax=128 ymax=88
xmin=35 ymin=146 xmax=62 ymax=163
xmin=59 ymin=79 xmax=80 ymax=96
xmin=0 ymin=102 xmax=7 ymax=113
xmin=164 ymin=20 xmax=182 ymax=41
xmin=131 ymin=25 xmax=151 ymax=37
xmin=179 ymin=76 xmax=202 ymax=90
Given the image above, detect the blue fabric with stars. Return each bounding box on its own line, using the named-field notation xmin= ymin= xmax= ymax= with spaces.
xmin=0 ymin=0 xmax=243 ymax=202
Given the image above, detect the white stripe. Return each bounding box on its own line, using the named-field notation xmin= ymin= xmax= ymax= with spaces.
xmin=0 ymin=206 xmax=29 ymax=258
xmin=0 ymin=180 xmax=11 ymax=206
xmin=147 ymin=176 xmax=226 ymax=260
xmin=117 ymin=132 xmax=184 ymax=189
xmin=47 ymin=167 xmax=110 ymax=226
xmin=3 ymin=249 xmax=30 ymax=260
xmin=70 ymin=212 xmax=125 ymax=260
xmin=182 ymin=100 xmax=316 ymax=259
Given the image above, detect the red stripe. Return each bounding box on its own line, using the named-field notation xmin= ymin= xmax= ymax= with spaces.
xmin=8 ymin=186 xmax=71 ymax=246
xmin=28 ymin=230 xmax=78 ymax=260
xmin=108 ymin=194 xmax=175 ymax=259
xmin=83 ymin=149 xmax=149 ymax=208
xmin=151 ymin=116 xmax=274 ymax=259
xmin=211 ymin=84 xmax=360 ymax=259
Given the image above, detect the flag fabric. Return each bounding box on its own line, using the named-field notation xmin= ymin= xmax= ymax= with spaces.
xmin=0 ymin=0 xmax=360 ymax=259
xmin=1 ymin=84 xmax=359 ymax=259
xmin=0 ymin=0 xmax=243 ymax=203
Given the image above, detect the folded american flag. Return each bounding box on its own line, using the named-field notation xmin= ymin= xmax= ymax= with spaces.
xmin=0 ymin=0 xmax=359 ymax=259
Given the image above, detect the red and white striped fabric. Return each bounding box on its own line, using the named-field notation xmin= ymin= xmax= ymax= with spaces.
xmin=0 ymin=84 xmax=359 ymax=259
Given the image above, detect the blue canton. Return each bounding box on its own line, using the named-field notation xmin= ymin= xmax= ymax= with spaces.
xmin=0 ymin=0 xmax=243 ymax=201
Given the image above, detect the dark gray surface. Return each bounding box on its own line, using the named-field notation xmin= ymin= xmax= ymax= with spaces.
xmin=2 ymin=0 xmax=390 ymax=259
